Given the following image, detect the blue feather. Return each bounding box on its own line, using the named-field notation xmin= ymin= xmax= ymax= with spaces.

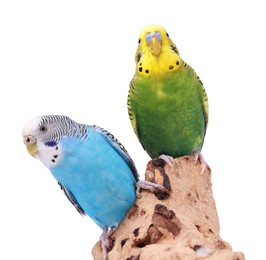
xmin=50 ymin=127 xmax=137 ymax=229
xmin=23 ymin=115 xmax=166 ymax=258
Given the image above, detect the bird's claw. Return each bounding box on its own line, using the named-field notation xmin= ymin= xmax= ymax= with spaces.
xmin=159 ymin=154 xmax=174 ymax=167
xmin=100 ymin=227 xmax=116 ymax=260
xmin=136 ymin=180 xmax=168 ymax=197
xmin=194 ymin=152 xmax=207 ymax=173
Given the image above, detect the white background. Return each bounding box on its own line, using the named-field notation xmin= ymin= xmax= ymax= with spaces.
xmin=1 ymin=0 xmax=265 ymax=259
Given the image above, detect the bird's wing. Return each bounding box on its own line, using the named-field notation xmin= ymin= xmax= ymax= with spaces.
xmin=127 ymin=78 xmax=143 ymax=144
xmin=196 ymin=73 xmax=209 ymax=133
xmin=58 ymin=182 xmax=86 ymax=216
xmin=92 ymin=125 xmax=139 ymax=181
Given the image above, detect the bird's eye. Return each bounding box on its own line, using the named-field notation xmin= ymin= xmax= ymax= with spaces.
xmin=39 ymin=125 xmax=47 ymax=132
xmin=138 ymin=39 xmax=141 ymax=44
xmin=166 ymin=32 xmax=170 ymax=37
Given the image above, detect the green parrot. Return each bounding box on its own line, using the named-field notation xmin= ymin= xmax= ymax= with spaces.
xmin=127 ymin=24 xmax=208 ymax=171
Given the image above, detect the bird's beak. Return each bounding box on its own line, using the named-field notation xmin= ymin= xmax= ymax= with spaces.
xmin=23 ymin=136 xmax=38 ymax=157
xmin=146 ymin=31 xmax=162 ymax=56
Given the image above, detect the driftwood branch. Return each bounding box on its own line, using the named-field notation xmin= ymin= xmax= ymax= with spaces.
xmin=92 ymin=155 xmax=245 ymax=260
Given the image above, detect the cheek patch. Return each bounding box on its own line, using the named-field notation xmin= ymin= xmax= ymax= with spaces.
xmin=45 ymin=141 xmax=57 ymax=147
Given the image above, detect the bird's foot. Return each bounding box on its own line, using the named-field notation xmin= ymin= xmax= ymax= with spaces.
xmin=159 ymin=154 xmax=174 ymax=167
xmin=100 ymin=227 xmax=116 ymax=260
xmin=135 ymin=180 xmax=169 ymax=198
xmin=194 ymin=152 xmax=207 ymax=173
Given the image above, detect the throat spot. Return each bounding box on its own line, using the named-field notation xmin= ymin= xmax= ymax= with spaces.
xmin=51 ymin=152 xmax=59 ymax=163
xmin=137 ymin=59 xmax=180 ymax=75
xmin=138 ymin=66 xmax=150 ymax=74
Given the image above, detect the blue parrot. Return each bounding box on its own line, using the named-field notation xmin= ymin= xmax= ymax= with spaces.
xmin=22 ymin=115 xmax=166 ymax=259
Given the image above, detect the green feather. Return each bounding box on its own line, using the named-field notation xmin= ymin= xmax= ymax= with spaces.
xmin=128 ymin=24 xmax=208 ymax=159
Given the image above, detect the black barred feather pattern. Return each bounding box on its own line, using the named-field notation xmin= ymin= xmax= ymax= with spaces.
xmin=39 ymin=115 xmax=89 ymax=143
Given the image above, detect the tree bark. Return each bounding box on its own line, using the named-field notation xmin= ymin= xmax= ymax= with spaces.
xmin=92 ymin=155 xmax=245 ymax=260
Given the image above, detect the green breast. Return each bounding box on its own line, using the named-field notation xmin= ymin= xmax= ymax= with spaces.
xmin=129 ymin=67 xmax=206 ymax=158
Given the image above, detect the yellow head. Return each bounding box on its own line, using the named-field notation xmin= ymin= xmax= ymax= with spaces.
xmin=135 ymin=24 xmax=182 ymax=77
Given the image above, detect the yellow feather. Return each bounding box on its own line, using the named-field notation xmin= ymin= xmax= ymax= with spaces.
xmin=135 ymin=24 xmax=182 ymax=76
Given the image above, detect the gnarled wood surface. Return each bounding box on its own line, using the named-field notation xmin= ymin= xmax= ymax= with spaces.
xmin=92 ymin=155 xmax=245 ymax=260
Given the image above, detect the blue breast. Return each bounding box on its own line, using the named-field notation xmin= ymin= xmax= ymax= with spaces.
xmin=50 ymin=129 xmax=137 ymax=229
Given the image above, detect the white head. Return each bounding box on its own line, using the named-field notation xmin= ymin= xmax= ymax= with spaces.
xmin=22 ymin=115 xmax=81 ymax=167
